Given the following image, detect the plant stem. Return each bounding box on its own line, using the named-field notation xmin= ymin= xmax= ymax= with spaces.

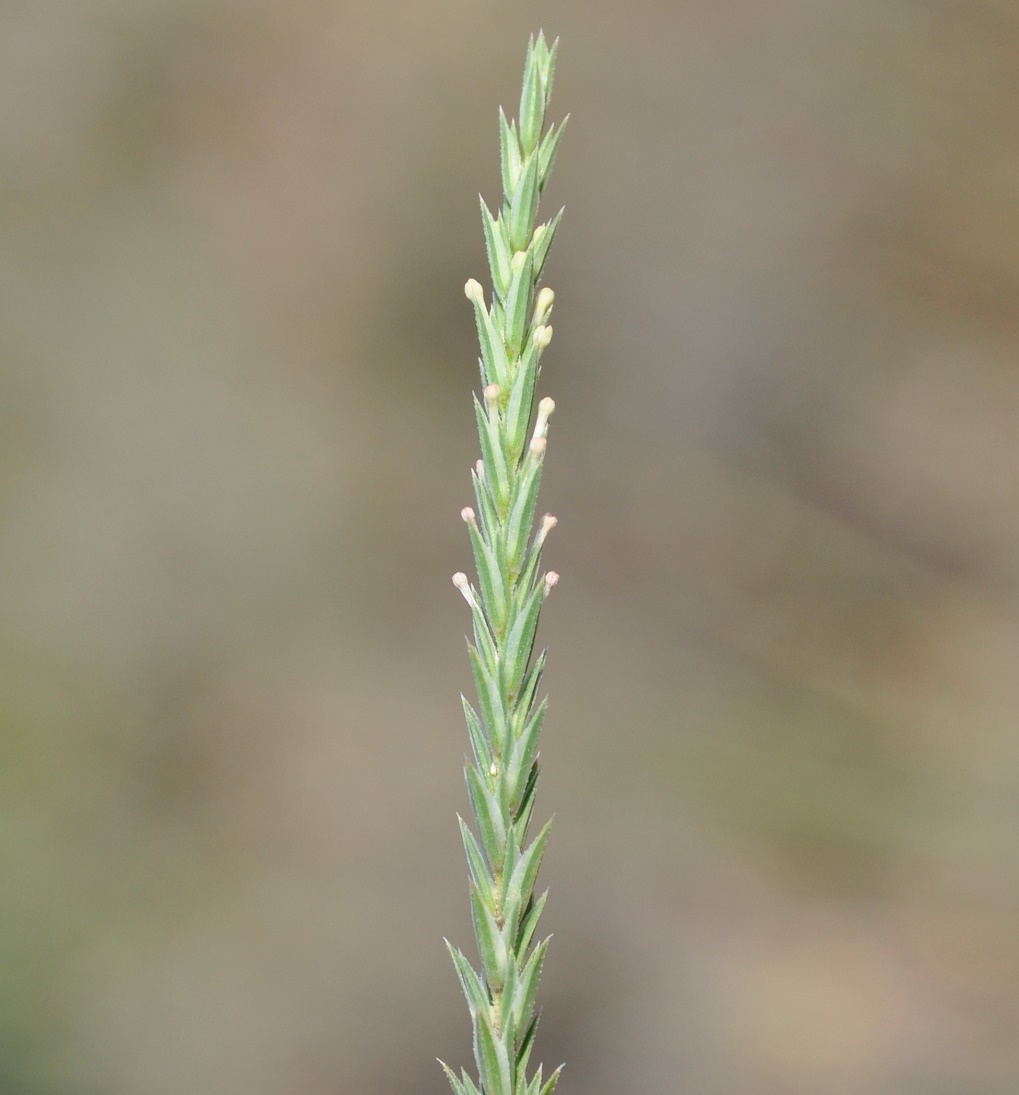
xmin=440 ymin=31 xmax=568 ymax=1095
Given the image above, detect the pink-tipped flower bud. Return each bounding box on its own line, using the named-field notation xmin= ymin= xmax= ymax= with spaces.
xmin=529 ymin=436 xmax=547 ymax=457
xmin=452 ymin=572 xmax=476 ymax=608
xmin=543 ymin=571 xmax=560 ymax=597
xmin=461 ymin=507 xmax=476 ymax=524
xmin=536 ymin=513 xmax=558 ymax=547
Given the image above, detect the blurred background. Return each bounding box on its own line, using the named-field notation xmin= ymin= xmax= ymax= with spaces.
xmin=3 ymin=1 xmax=1018 ymax=1092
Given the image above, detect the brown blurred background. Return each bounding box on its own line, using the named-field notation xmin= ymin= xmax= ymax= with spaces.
xmin=3 ymin=1 xmax=1018 ymax=1092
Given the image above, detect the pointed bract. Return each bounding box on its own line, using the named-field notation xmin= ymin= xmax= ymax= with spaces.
xmin=508 ymin=153 xmax=541 ymax=253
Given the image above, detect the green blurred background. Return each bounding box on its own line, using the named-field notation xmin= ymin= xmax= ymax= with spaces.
xmin=3 ymin=1 xmax=1018 ymax=1092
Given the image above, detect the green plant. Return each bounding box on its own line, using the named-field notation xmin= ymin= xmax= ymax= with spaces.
xmin=440 ymin=31 xmax=568 ymax=1095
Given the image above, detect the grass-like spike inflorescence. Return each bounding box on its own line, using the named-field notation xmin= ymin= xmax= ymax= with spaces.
xmin=440 ymin=31 xmax=566 ymax=1095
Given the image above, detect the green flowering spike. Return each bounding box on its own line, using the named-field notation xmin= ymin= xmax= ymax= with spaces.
xmin=447 ymin=32 xmax=567 ymax=1095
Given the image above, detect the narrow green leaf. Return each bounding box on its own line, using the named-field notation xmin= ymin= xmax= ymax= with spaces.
xmin=459 ymin=815 xmax=495 ymax=904
xmin=499 ymin=107 xmax=521 ymax=202
xmin=480 ymin=197 xmax=511 ymax=300
xmin=445 ymin=941 xmax=490 ymax=1018
xmin=465 ymin=761 xmax=506 ymax=868
xmin=461 ymin=696 xmax=494 ymax=779
xmin=470 ymin=882 xmax=509 ymax=992
xmin=538 ymin=115 xmax=569 ymax=192
xmin=475 ymin=1009 xmax=512 ymax=1095
xmin=508 ymin=152 xmax=540 ymax=252
xmin=518 ymin=46 xmax=544 ymax=157
xmin=461 ymin=1072 xmax=482 ymax=1095
xmin=503 ymin=249 xmax=534 ymax=357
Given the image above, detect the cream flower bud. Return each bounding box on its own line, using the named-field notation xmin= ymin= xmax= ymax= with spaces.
xmin=543 ymin=571 xmax=560 ymax=597
xmin=532 ymin=396 xmax=555 ymax=443
xmin=464 ymin=278 xmax=484 ymax=303
xmin=534 ymin=325 xmax=553 ymax=349
xmin=461 ymin=507 xmax=476 ymax=524
xmin=533 ymin=287 xmax=555 ymax=325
